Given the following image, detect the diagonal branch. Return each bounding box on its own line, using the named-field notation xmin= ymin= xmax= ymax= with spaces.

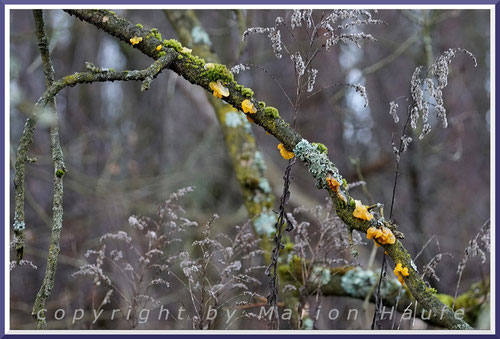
xmin=61 ymin=9 xmax=472 ymax=330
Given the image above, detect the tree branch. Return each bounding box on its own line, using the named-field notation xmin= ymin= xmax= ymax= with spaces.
xmin=62 ymin=9 xmax=472 ymax=330
xmin=280 ymin=264 xmax=488 ymax=328
xmin=31 ymin=9 xmax=65 ymax=329
xmin=13 ymin=52 xmax=177 ymax=259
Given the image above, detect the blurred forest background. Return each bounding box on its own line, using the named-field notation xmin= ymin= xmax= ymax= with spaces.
xmin=9 ymin=9 xmax=490 ymax=330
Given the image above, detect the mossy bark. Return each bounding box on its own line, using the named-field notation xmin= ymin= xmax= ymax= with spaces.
xmin=31 ymin=10 xmax=65 ymax=330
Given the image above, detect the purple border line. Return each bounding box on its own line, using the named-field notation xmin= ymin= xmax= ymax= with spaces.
xmin=1 ymin=0 xmax=498 ymax=337
xmin=2 ymin=0 xmax=6 ymax=336
xmin=1 ymin=0 xmax=500 ymax=5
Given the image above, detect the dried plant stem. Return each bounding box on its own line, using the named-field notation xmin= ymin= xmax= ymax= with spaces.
xmin=266 ymin=160 xmax=295 ymax=330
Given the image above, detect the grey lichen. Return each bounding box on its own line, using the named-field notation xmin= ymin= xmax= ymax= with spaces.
xmin=293 ymin=139 xmax=339 ymax=188
xmin=309 ymin=266 xmax=332 ymax=286
xmin=254 ymin=210 xmax=276 ymax=236
xmin=13 ymin=220 xmax=26 ymax=231
xmin=225 ymin=111 xmax=244 ymax=127
xmin=380 ymin=278 xmax=405 ymax=299
xmin=302 ymin=318 xmax=314 ymax=330
xmin=191 ymin=26 xmax=212 ymax=46
xmin=253 ymin=151 xmax=266 ymax=172
xmin=241 ymin=115 xmax=253 ymax=135
xmin=341 ymin=268 xmax=377 ymax=298
xmin=258 ymin=178 xmax=272 ymax=194
xmin=341 ymin=268 xmax=404 ymax=299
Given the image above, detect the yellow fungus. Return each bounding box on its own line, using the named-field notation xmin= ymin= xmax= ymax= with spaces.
xmin=242 ymin=99 xmax=257 ymax=114
xmin=209 ymin=80 xmax=229 ymax=99
xmin=394 ymin=263 xmax=409 ymax=285
xmin=366 ymin=227 xmax=378 ymax=240
xmin=353 ymin=200 xmax=374 ymax=221
xmin=277 ymin=143 xmax=295 ymax=160
xmin=366 ymin=226 xmax=395 ymax=246
xmin=130 ymin=36 xmax=143 ymax=45
xmin=156 ymin=45 xmax=162 ymax=51
xmin=326 ymin=177 xmax=340 ymax=192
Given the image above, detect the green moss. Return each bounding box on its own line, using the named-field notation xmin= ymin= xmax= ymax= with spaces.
xmin=163 ymin=38 xmax=183 ymax=52
xmin=188 ymin=55 xmax=205 ymax=67
xmin=312 ymin=142 xmax=328 ymax=154
xmin=258 ymin=101 xmax=266 ymax=109
xmin=436 ymin=294 xmax=454 ymax=308
xmin=284 ymin=242 xmax=294 ymax=252
xmin=56 ymin=169 xmax=66 ymax=178
xmin=177 ymin=55 xmax=183 ymax=60
xmin=158 ymin=51 xmax=166 ymax=57
xmin=349 ymin=198 xmax=356 ymax=208
xmin=426 ymin=287 xmax=437 ymax=294
xmin=264 ymin=106 xmax=280 ymax=119
xmin=455 ymin=289 xmax=480 ymax=310
xmin=241 ymin=87 xmax=254 ymax=98
xmin=342 ymin=178 xmax=348 ymax=190
xmin=149 ymin=28 xmax=162 ymax=41
xmin=135 ymin=23 xmax=143 ymax=29
xmin=201 ymin=63 xmax=234 ymax=83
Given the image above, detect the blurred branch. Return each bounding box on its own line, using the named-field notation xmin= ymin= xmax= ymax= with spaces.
xmin=61 ymin=9 xmax=472 ymax=329
xmin=164 ymin=9 xmax=276 ymax=253
xmin=281 ymin=264 xmax=488 ymax=328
